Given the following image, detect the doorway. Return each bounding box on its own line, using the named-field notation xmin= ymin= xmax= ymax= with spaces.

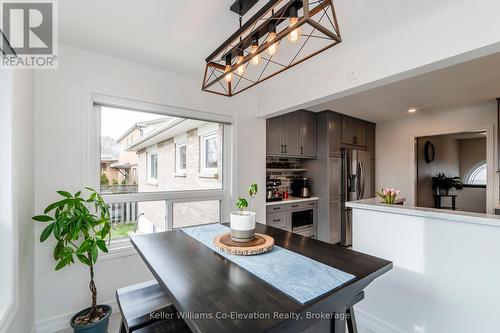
xmin=416 ymin=131 xmax=487 ymax=213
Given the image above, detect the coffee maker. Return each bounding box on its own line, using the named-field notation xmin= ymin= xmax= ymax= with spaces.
xmin=290 ymin=177 xmax=311 ymax=198
xmin=266 ymin=178 xmax=282 ymax=202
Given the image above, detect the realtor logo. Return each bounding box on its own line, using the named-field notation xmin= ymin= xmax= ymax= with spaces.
xmin=1 ymin=0 xmax=58 ymax=68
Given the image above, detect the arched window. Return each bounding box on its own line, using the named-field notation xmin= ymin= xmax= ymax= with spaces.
xmin=464 ymin=161 xmax=487 ymax=185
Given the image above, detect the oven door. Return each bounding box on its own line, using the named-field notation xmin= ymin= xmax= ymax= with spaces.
xmin=291 ymin=209 xmax=314 ymax=231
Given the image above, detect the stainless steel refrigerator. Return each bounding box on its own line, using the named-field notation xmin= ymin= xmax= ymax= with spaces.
xmin=341 ymin=149 xmax=371 ymax=247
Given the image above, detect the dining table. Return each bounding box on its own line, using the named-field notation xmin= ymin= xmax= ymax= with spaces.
xmin=131 ymin=223 xmax=392 ymax=333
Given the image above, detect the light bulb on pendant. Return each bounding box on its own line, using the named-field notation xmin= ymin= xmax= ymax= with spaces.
xmin=250 ymin=36 xmax=260 ymax=66
xmin=236 ymin=49 xmax=245 ymax=75
xmin=288 ymin=6 xmax=301 ymax=43
xmin=266 ymin=26 xmax=278 ymax=56
xmin=224 ymin=55 xmax=232 ymax=83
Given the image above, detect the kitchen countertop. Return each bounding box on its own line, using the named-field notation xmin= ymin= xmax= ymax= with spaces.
xmin=346 ymin=198 xmax=500 ymax=227
xmin=266 ymin=196 xmax=319 ymax=206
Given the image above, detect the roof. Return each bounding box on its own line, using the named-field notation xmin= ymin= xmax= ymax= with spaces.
xmin=116 ymin=117 xmax=170 ymax=143
xmin=125 ymin=118 xmax=208 ymax=152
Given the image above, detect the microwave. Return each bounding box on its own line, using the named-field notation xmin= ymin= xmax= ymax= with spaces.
xmin=291 ymin=208 xmax=315 ymax=232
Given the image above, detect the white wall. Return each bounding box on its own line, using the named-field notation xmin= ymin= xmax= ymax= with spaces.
xmin=353 ymin=208 xmax=500 ymax=333
xmin=0 ymin=70 xmax=13 ymax=319
xmin=376 ymin=104 xmax=497 ymax=211
xmin=253 ymin=0 xmax=500 ymax=117
xmin=0 ymin=70 xmax=36 ymax=333
xmin=33 ymin=44 xmax=265 ymax=332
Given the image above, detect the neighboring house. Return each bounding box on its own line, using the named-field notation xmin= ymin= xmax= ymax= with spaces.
xmin=108 ymin=116 xmax=223 ymax=232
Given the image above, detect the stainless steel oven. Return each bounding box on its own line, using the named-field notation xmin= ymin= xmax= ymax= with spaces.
xmin=290 ymin=207 xmax=315 ymax=232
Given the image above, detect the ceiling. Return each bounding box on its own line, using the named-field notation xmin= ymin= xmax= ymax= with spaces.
xmin=59 ymin=0 xmax=460 ymax=79
xmin=307 ymin=52 xmax=500 ymax=123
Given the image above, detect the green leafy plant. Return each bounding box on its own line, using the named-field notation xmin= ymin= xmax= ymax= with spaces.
xmin=100 ymin=172 xmax=109 ymax=185
xmin=376 ymin=188 xmax=400 ymax=204
xmin=236 ymin=198 xmax=248 ymax=215
xmin=235 ymin=183 xmax=258 ymax=215
xmin=32 ymin=188 xmax=111 ymax=325
xmin=432 ymin=173 xmax=463 ymax=194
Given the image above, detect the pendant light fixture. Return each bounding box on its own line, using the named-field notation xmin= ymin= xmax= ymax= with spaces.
xmin=202 ymin=0 xmax=342 ymax=97
xmin=224 ymin=54 xmax=232 ymax=83
xmin=250 ymin=35 xmax=260 ymax=65
xmin=287 ymin=4 xmax=301 ymax=43
xmin=266 ymin=25 xmax=278 ymax=56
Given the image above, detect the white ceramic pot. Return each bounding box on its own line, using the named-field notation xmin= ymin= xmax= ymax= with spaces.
xmin=230 ymin=211 xmax=256 ymax=242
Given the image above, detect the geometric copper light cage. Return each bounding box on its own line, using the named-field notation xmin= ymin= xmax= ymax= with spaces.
xmin=202 ymin=0 xmax=341 ymax=97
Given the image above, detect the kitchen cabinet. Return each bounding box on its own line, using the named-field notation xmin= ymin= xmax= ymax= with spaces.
xmin=329 ymin=200 xmax=341 ymax=244
xmin=329 ymin=157 xmax=341 ymax=201
xmin=299 ymin=111 xmax=317 ymax=157
xmin=266 ymin=212 xmax=287 ymax=230
xmin=283 ymin=112 xmax=300 ymax=156
xmin=266 ymin=117 xmax=284 ymax=156
xmin=266 ymin=111 xmax=317 ymax=158
xmin=265 ymin=200 xmax=318 ymax=237
xmin=328 ymin=112 xmax=342 ymax=157
xmin=341 ymin=115 xmax=367 ymax=147
xmin=367 ymin=122 xmax=376 ymax=159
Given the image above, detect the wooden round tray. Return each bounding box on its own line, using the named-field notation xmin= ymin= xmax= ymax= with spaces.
xmin=214 ymin=233 xmax=274 ymax=256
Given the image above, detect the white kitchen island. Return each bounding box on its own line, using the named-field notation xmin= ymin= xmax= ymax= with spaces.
xmin=346 ymin=198 xmax=500 ymax=333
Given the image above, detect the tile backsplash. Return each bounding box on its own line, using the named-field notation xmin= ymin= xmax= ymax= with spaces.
xmin=266 ymin=157 xmax=306 ymax=193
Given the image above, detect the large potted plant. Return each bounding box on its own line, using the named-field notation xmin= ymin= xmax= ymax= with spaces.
xmin=33 ymin=188 xmax=112 ymax=333
xmin=432 ymin=173 xmax=463 ymax=195
xmin=230 ymin=184 xmax=258 ymax=242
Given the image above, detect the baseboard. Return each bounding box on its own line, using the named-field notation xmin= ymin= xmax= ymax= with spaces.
xmin=356 ymin=307 xmax=405 ymax=333
xmin=35 ymin=300 xmax=120 ymax=333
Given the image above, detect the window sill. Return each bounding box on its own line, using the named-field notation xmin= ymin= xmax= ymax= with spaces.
xmin=146 ymin=180 xmax=158 ymax=186
xmin=174 ymin=172 xmax=186 ymax=178
xmin=99 ymin=239 xmax=138 ymax=262
xmin=199 ymin=173 xmax=218 ymax=179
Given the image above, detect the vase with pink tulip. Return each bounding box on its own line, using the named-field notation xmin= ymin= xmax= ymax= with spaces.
xmin=377 ymin=188 xmax=400 ymax=204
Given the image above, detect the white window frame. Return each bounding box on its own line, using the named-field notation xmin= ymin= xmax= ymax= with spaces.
xmin=147 ymin=151 xmax=158 ymax=183
xmin=175 ymin=141 xmax=187 ymax=176
xmin=200 ymin=132 xmax=219 ymax=176
xmin=464 ymin=161 xmax=487 ymax=185
xmin=86 ymin=94 xmax=235 ymax=255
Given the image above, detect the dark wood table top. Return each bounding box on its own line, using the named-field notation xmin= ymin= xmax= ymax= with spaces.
xmin=131 ymin=223 xmax=392 ymax=333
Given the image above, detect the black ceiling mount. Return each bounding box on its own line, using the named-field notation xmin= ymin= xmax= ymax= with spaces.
xmin=230 ymin=0 xmax=260 ymax=15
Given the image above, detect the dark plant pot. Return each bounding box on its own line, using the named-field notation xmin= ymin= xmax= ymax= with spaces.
xmin=70 ymin=305 xmax=112 ymax=333
xmin=438 ymin=188 xmax=449 ymax=195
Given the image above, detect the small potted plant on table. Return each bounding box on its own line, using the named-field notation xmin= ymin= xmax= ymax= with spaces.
xmin=230 ymin=184 xmax=258 ymax=242
xmin=432 ymin=173 xmax=463 ymax=195
xmin=33 ymin=188 xmax=112 ymax=333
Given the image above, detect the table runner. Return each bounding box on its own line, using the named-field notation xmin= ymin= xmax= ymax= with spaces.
xmin=182 ymin=223 xmax=355 ymax=304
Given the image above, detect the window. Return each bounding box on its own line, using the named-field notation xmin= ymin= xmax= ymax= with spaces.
xmin=201 ymin=132 xmax=218 ymax=175
xmin=96 ymin=101 xmax=231 ymax=242
xmin=175 ymin=142 xmax=187 ymax=175
xmin=148 ymin=152 xmax=158 ymax=181
xmin=464 ymin=161 xmax=487 ymax=185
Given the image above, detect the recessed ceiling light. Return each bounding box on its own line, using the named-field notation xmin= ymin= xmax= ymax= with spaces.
xmin=408 ymin=108 xmax=417 ymax=113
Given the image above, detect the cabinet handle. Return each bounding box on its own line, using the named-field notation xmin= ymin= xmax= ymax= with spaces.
xmin=300 ymin=146 xmax=304 ymax=155
xmin=272 ymin=219 xmax=280 ymax=223
xmin=291 ymin=204 xmax=299 ymax=208
xmin=309 ymin=202 xmax=315 ymax=205
xmin=273 ymin=207 xmax=280 ymax=210
xmin=280 ymin=145 xmax=283 ymax=154
xmin=352 ymin=136 xmax=358 ymax=144
xmin=284 ymin=145 xmax=287 ymax=154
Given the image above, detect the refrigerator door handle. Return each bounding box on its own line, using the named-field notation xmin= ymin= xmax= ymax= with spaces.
xmin=357 ymin=161 xmax=365 ymax=200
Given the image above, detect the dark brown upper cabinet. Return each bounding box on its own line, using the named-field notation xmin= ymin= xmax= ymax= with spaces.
xmin=266 ymin=111 xmax=317 ymax=158
xmin=341 ymin=115 xmax=367 ymax=148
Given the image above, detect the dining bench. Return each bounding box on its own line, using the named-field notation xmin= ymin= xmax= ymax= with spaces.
xmin=116 ymin=280 xmax=190 ymax=333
